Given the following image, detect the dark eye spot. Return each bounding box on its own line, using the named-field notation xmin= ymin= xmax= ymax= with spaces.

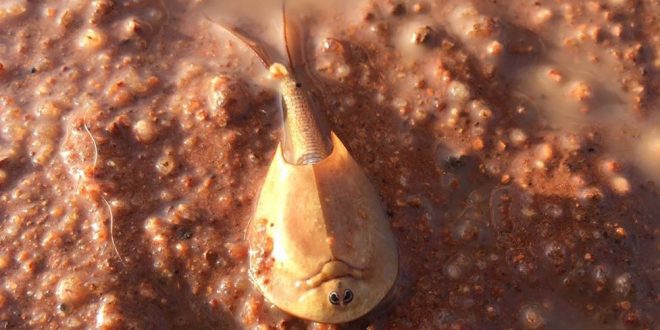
xmin=295 ymin=82 xmax=302 ymax=88
xmin=57 ymin=303 xmax=68 ymax=312
xmin=329 ymin=291 xmax=340 ymax=305
xmin=343 ymin=289 xmax=353 ymax=304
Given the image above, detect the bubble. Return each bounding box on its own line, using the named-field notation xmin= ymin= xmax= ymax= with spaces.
xmin=95 ymin=294 xmax=122 ymax=328
xmin=535 ymin=143 xmax=554 ymax=161
xmin=614 ymin=273 xmax=632 ymax=297
xmin=78 ymin=28 xmax=107 ymax=50
xmin=445 ymin=254 xmax=470 ymax=280
xmin=485 ymin=304 xmax=498 ymax=319
xmin=155 ymin=153 xmax=176 ymax=176
xmin=455 ymin=219 xmax=480 ymax=241
xmin=592 ymin=264 xmax=610 ymax=291
xmin=520 ymin=304 xmax=545 ymax=329
xmin=543 ymin=241 xmax=567 ymax=266
xmin=516 ymin=262 xmax=534 ymax=278
xmin=532 ymin=7 xmax=553 ymax=25
xmin=55 ymin=273 xmax=90 ymax=307
xmin=447 ymin=80 xmax=471 ymax=104
xmin=133 ymin=119 xmax=158 ymax=144
xmin=207 ymin=75 xmax=249 ymax=123
xmin=577 ymin=187 xmax=603 ymax=204
xmin=467 ymin=190 xmax=487 ymax=205
xmin=510 ymin=128 xmax=528 ymax=146
xmin=542 ymin=203 xmax=563 ymax=218
xmin=454 ymin=206 xmax=485 ymax=241
xmin=609 ymin=176 xmax=630 ymax=195
xmin=445 ymin=263 xmax=462 ymax=280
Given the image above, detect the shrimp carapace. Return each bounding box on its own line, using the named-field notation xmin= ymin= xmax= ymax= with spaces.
xmin=209 ymin=4 xmax=399 ymax=323
xmin=249 ymin=134 xmax=398 ymax=323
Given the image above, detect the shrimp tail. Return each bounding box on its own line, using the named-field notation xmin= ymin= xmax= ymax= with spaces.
xmin=205 ymin=15 xmax=274 ymax=68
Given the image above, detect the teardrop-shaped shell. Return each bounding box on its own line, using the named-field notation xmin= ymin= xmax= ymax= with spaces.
xmin=248 ymin=133 xmax=398 ymax=323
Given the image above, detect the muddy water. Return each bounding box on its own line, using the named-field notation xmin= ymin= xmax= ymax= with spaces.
xmin=0 ymin=0 xmax=658 ymax=329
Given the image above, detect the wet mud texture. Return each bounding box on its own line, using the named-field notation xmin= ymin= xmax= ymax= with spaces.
xmin=0 ymin=0 xmax=658 ymax=329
